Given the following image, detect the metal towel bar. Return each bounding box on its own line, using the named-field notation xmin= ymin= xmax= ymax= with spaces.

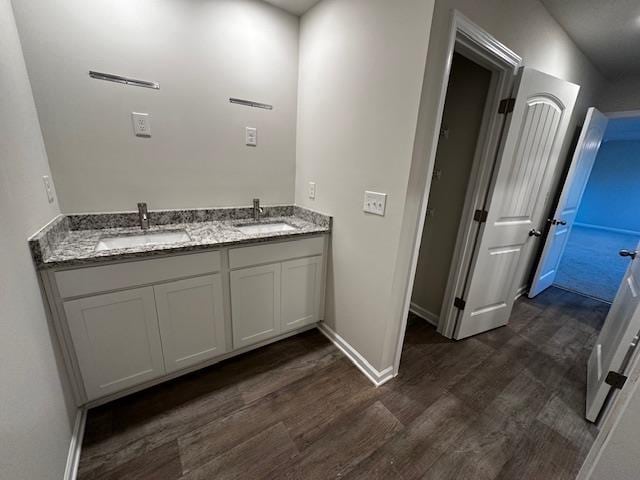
xmin=229 ymin=98 xmax=273 ymax=110
xmin=89 ymin=71 xmax=160 ymax=90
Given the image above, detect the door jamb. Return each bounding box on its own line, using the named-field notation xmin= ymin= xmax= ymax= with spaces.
xmin=392 ymin=11 xmax=521 ymax=374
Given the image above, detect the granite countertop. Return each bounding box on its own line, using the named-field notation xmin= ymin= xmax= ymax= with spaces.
xmin=29 ymin=205 xmax=331 ymax=269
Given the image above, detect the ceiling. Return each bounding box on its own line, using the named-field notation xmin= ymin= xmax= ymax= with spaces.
xmin=263 ymin=0 xmax=321 ymax=16
xmin=605 ymin=116 xmax=640 ymax=141
xmin=541 ymin=0 xmax=640 ymax=80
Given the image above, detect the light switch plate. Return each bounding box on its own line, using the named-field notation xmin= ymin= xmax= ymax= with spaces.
xmin=308 ymin=182 xmax=316 ymax=199
xmin=42 ymin=175 xmax=55 ymax=204
xmin=246 ymin=127 xmax=257 ymax=146
xmin=131 ymin=112 xmax=151 ymax=137
xmin=364 ymin=191 xmax=387 ymax=216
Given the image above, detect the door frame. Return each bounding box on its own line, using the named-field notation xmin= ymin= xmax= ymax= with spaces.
xmin=393 ymin=11 xmax=521 ymax=372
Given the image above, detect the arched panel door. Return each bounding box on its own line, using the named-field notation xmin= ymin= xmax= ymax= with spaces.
xmin=454 ymin=68 xmax=580 ymax=339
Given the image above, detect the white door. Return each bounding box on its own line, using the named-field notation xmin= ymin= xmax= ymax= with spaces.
xmin=64 ymin=287 xmax=165 ymax=401
xmin=454 ymin=68 xmax=580 ymax=339
xmin=230 ymin=263 xmax=281 ymax=348
xmin=529 ymin=108 xmax=609 ymax=297
xmin=155 ymin=274 xmax=227 ymax=374
xmin=281 ymin=256 xmax=322 ymax=333
xmin=587 ymin=241 xmax=640 ymax=421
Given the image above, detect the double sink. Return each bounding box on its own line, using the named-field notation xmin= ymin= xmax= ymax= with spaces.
xmin=95 ymin=222 xmax=297 ymax=252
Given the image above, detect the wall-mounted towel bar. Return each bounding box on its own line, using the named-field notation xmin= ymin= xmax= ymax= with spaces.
xmin=89 ymin=71 xmax=160 ymax=90
xmin=229 ymin=98 xmax=273 ymax=110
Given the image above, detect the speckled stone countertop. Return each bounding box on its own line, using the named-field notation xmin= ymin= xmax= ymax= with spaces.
xmin=29 ymin=205 xmax=331 ymax=269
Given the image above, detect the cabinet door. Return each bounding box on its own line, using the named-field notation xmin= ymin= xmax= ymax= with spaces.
xmin=154 ymin=274 xmax=227 ymax=374
xmin=281 ymin=256 xmax=323 ymax=333
xmin=64 ymin=287 xmax=165 ymax=401
xmin=230 ymin=263 xmax=281 ymax=348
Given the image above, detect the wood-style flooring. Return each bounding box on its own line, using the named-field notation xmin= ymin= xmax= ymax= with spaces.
xmin=77 ymin=287 xmax=608 ymax=479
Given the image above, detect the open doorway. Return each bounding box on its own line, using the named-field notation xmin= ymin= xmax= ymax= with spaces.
xmin=398 ymin=12 xmax=579 ymax=349
xmin=553 ymin=117 xmax=640 ymax=303
xmin=410 ymin=52 xmax=493 ymax=326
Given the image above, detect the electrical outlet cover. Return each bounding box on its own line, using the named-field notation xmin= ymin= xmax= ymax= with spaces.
xmin=363 ymin=191 xmax=387 ymax=216
xmin=131 ymin=112 xmax=151 ymax=137
xmin=308 ymin=182 xmax=316 ymax=199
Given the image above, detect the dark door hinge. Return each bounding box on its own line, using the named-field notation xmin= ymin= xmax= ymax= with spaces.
xmin=498 ymin=98 xmax=516 ymax=114
xmin=454 ymin=297 xmax=466 ymax=310
xmin=605 ymin=371 xmax=628 ymax=390
xmin=474 ymin=209 xmax=488 ymax=223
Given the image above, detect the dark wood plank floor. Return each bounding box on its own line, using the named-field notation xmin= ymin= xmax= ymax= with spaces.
xmin=77 ymin=287 xmax=608 ymax=480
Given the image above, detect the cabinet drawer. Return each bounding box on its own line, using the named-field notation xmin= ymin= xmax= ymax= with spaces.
xmin=56 ymin=251 xmax=221 ymax=298
xmin=229 ymin=236 xmax=324 ymax=270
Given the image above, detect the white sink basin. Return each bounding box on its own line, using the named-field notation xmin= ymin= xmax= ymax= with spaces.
xmin=236 ymin=222 xmax=297 ymax=235
xmin=95 ymin=230 xmax=191 ymax=251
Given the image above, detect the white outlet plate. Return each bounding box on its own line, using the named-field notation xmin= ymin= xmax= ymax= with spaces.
xmin=308 ymin=182 xmax=316 ymax=199
xmin=42 ymin=175 xmax=55 ymax=204
xmin=131 ymin=112 xmax=151 ymax=137
xmin=364 ymin=191 xmax=387 ymax=216
xmin=246 ymin=127 xmax=257 ymax=146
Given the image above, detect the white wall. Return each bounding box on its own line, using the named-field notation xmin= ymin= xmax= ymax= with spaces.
xmin=599 ymin=74 xmax=640 ymax=112
xmin=589 ymin=380 xmax=640 ymax=480
xmin=296 ymin=0 xmax=435 ymax=369
xmin=0 ymin=1 xmax=75 ymax=478
xmin=11 ymin=0 xmax=299 ymax=213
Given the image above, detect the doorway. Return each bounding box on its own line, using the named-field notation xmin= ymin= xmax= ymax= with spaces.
xmin=553 ymin=118 xmax=640 ymax=303
xmin=410 ymin=52 xmax=493 ymax=326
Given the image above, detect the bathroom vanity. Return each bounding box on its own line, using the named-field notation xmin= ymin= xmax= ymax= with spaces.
xmin=29 ymin=205 xmax=331 ymax=406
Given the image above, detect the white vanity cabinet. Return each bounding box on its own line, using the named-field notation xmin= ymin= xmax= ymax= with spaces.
xmin=155 ymin=274 xmax=227 ymax=374
xmin=229 ymin=236 xmax=325 ymax=348
xmin=230 ymin=264 xmax=282 ymax=348
xmin=63 ymin=287 xmax=165 ymax=401
xmin=281 ymin=256 xmax=323 ymax=333
xmin=43 ymin=235 xmax=327 ymax=406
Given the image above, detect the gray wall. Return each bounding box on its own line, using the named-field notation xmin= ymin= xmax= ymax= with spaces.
xmin=12 ymin=0 xmax=300 ymax=213
xmin=295 ymin=0 xmax=435 ymax=370
xmin=599 ymin=74 xmax=640 ymax=112
xmin=411 ymin=53 xmax=492 ymax=318
xmin=0 ymin=1 xmax=74 ymax=478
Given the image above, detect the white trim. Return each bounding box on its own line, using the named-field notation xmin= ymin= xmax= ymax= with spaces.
xmin=574 ymin=222 xmax=640 ymax=237
xmin=392 ymin=10 xmax=522 ymax=377
xmin=317 ymin=323 xmax=395 ymax=387
xmin=409 ymin=302 xmax=439 ymax=327
xmin=603 ymin=109 xmax=640 ymax=119
xmin=63 ymin=408 xmax=87 ymax=480
xmin=514 ymin=285 xmax=528 ymax=300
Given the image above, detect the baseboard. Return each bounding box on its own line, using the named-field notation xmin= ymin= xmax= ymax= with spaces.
xmin=409 ymin=302 xmax=439 ymax=327
xmin=317 ymin=323 xmax=395 ymax=387
xmin=64 ymin=407 xmax=87 ymax=480
xmin=574 ymin=222 xmax=640 ymax=237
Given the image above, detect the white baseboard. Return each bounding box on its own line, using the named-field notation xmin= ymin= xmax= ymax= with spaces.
xmin=64 ymin=407 xmax=87 ymax=480
xmin=574 ymin=222 xmax=640 ymax=237
xmin=317 ymin=323 xmax=395 ymax=387
xmin=409 ymin=302 xmax=439 ymax=327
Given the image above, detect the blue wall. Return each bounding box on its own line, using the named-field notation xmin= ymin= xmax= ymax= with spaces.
xmin=576 ymin=140 xmax=640 ymax=234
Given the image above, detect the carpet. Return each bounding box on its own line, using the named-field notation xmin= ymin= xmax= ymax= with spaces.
xmin=554 ymin=225 xmax=640 ymax=303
